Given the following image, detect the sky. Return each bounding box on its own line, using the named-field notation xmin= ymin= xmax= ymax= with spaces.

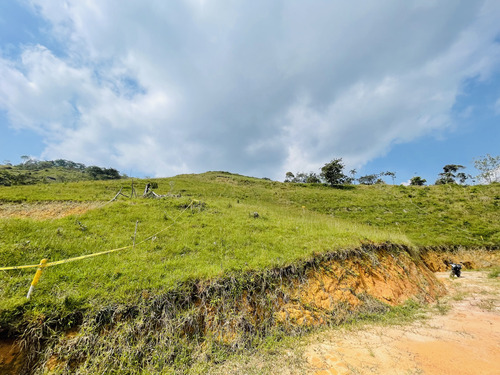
xmin=1 ymin=0 xmax=499 ymax=184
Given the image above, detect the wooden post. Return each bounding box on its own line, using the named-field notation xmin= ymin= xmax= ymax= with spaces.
xmin=133 ymin=220 xmax=139 ymax=249
xmin=143 ymin=183 xmax=151 ymax=197
xmin=131 ymin=180 xmax=137 ymax=198
xmin=109 ymin=187 xmax=123 ymax=202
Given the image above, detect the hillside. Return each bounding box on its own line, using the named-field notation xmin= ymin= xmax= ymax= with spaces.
xmin=0 ymin=172 xmax=499 ymax=373
xmin=0 ymin=160 xmax=123 ymax=186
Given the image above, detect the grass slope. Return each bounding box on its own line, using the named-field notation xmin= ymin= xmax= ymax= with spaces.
xmin=0 ymin=172 xmax=498 ymax=321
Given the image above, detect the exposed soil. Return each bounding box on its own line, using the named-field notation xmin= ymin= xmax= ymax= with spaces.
xmin=1 ymin=248 xmax=497 ymax=374
xmin=0 ymin=339 xmax=23 ymax=375
xmin=421 ymin=248 xmax=500 ymax=272
xmin=304 ymin=271 xmax=500 ymax=375
xmin=275 ymin=249 xmax=445 ymax=329
xmin=0 ymin=201 xmax=101 ymax=220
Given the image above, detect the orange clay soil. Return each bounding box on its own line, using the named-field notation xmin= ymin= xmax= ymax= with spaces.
xmin=304 ymin=271 xmax=500 ymax=375
xmin=0 ymin=339 xmax=24 ymax=375
xmin=421 ymin=248 xmax=500 ymax=271
xmin=274 ymin=250 xmax=445 ymax=329
xmin=0 ymin=201 xmax=101 ymax=220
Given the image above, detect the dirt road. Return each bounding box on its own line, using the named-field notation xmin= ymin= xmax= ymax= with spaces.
xmin=304 ymin=271 xmax=500 ymax=375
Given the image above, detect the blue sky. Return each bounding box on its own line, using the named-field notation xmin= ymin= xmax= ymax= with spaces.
xmin=1 ymin=1 xmax=499 ymax=184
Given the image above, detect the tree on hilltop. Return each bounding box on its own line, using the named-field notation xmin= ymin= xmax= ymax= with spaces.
xmin=435 ymin=164 xmax=470 ymax=185
xmin=474 ymin=154 xmax=500 ymax=184
xmin=410 ymin=176 xmax=426 ymax=186
xmin=321 ymin=158 xmax=351 ymax=186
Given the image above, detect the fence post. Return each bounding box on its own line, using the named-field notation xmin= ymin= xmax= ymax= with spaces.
xmin=133 ymin=220 xmax=139 ymax=249
xmin=27 ymin=258 xmax=48 ymax=299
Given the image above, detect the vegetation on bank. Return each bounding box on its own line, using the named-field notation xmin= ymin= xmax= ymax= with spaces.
xmin=0 ymin=171 xmax=498 ymax=373
xmin=1 ymin=172 xmax=499 ymax=309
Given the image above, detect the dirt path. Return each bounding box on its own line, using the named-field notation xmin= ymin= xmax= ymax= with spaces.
xmin=304 ymin=271 xmax=500 ymax=375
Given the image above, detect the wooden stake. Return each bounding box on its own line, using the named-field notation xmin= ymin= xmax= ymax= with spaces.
xmin=109 ymin=187 xmax=124 ymax=202
xmin=27 ymin=258 xmax=48 ymax=299
xmin=131 ymin=180 xmax=137 ymax=198
xmin=133 ymin=220 xmax=139 ymax=249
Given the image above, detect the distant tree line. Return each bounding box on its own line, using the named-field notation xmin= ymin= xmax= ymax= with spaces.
xmin=0 ymin=157 xmax=124 ymax=186
xmin=285 ymin=154 xmax=500 ymax=187
xmin=285 ymin=158 xmax=397 ymax=186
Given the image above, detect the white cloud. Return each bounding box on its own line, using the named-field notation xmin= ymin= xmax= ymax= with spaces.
xmin=1 ymin=0 xmax=500 ymax=178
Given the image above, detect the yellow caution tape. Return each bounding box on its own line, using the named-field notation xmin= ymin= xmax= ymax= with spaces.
xmin=46 ymin=246 xmax=132 ymax=266
xmin=0 ymin=263 xmax=44 ymax=271
xmin=0 ymin=246 xmax=133 ymax=271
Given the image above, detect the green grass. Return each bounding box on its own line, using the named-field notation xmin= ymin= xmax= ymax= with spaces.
xmin=0 ymin=164 xmax=95 ymax=186
xmin=1 ymin=172 xmax=498 ymax=315
xmin=1 ymin=172 xmax=498 ymax=373
xmin=487 ymin=267 xmax=500 ymax=278
xmin=0 ymin=195 xmax=406 ymax=314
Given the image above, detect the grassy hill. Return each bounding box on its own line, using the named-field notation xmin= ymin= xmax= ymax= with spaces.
xmin=0 ymin=172 xmax=498 ymax=373
xmin=0 ymin=160 xmax=122 ymax=186
xmin=1 ymin=172 xmax=498 ymax=312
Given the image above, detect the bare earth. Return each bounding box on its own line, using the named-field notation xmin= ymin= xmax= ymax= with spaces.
xmin=304 ymin=271 xmax=500 ymax=375
xmin=0 ymin=201 xmax=100 ymax=220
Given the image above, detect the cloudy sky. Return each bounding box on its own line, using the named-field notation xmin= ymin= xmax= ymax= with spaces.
xmin=1 ymin=0 xmax=499 ymax=183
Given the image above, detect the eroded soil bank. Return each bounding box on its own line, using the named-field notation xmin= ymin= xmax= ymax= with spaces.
xmin=0 ymin=246 xmax=498 ymax=374
xmin=304 ymin=270 xmax=500 ymax=375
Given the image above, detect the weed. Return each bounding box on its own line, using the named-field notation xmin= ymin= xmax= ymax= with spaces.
xmin=434 ymin=299 xmax=450 ymax=315
xmin=487 ymin=267 xmax=500 ymax=278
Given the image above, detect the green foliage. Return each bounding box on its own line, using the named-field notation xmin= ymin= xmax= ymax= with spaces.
xmin=0 ymin=158 xmax=123 ymax=186
xmin=487 ymin=267 xmax=500 ymax=278
xmin=320 ymin=158 xmax=351 ymax=186
xmin=435 ymin=164 xmax=470 ymax=185
xmin=85 ymin=166 xmax=121 ymax=180
xmin=284 ymin=171 xmax=321 ymax=184
xmin=410 ymin=176 xmax=426 ymax=186
xmin=358 ymin=174 xmax=383 ymax=185
xmin=383 ymin=171 xmax=396 ymax=184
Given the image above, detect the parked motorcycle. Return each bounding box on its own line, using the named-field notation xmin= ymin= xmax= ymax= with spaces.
xmin=450 ymin=263 xmax=462 ymax=278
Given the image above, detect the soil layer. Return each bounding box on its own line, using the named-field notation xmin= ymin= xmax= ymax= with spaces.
xmin=1 ymin=247 xmax=497 ymax=374
xmin=305 ymin=271 xmax=500 ymax=375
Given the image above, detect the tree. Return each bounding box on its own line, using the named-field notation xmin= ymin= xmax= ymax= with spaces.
xmin=321 ymin=158 xmax=350 ymax=186
xmin=285 ymin=171 xmax=322 ymax=184
xmin=474 ymin=154 xmax=500 ymax=184
xmin=410 ymin=176 xmax=426 ymax=186
xmin=435 ymin=164 xmax=469 ymax=185
xmin=306 ymin=172 xmax=321 ymax=184
xmin=383 ymin=171 xmax=396 ymax=184
xmin=349 ymin=169 xmax=357 ymax=183
xmin=294 ymin=172 xmax=308 ymax=183
xmin=358 ymin=174 xmax=385 ymax=185
xmin=284 ymin=172 xmax=295 ymax=182
xmin=358 ymin=174 xmax=378 ymax=185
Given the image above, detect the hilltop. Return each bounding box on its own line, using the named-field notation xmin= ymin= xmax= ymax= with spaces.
xmin=0 ymin=159 xmax=124 ymax=186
